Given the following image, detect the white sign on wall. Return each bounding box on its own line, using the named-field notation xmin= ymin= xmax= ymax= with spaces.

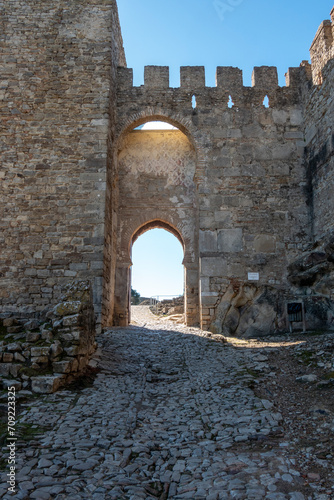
xmin=248 ymin=272 xmax=259 ymax=281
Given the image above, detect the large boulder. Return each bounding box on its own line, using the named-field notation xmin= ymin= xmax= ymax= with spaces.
xmin=210 ymin=284 xmax=283 ymax=338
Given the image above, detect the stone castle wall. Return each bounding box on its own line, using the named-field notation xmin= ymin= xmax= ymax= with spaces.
xmin=0 ymin=0 xmax=125 ymax=323
xmin=115 ymin=65 xmax=311 ymax=333
xmin=283 ymin=12 xmax=334 ymax=327
xmin=1 ymin=3 xmax=334 ymax=336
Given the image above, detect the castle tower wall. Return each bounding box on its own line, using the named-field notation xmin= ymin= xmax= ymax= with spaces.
xmin=309 ymin=8 xmax=334 ymax=85
xmin=303 ymin=8 xmax=334 ymax=243
xmin=0 ymin=1 xmax=125 ymax=322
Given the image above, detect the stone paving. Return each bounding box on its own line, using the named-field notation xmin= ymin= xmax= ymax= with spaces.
xmin=0 ymin=307 xmax=332 ymax=499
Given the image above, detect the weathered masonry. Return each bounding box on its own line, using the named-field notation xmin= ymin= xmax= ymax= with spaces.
xmin=1 ymin=2 xmax=334 ymax=337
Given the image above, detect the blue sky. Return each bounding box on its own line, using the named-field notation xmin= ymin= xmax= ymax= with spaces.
xmin=117 ymin=0 xmax=333 ymax=87
xmin=117 ymin=0 xmax=333 ymax=299
xmin=132 ymin=230 xmax=184 ymax=298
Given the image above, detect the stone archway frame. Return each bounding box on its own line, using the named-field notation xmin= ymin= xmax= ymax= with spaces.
xmin=116 ymin=214 xmax=198 ymax=327
xmin=111 ymin=108 xmax=205 ymax=327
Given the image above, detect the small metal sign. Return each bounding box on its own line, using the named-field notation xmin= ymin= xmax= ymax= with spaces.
xmin=287 ymin=302 xmax=303 ymax=323
xmin=248 ymin=272 xmax=259 ymax=281
xmin=286 ymin=301 xmax=306 ymax=333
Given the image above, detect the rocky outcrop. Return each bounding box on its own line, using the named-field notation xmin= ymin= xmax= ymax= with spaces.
xmin=287 ymin=239 xmax=334 ymax=288
xmin=0 ymin=281 xmax=96 ymax=394
xmin=210 ymin=284 xmax=285 ymax=338
xmin=286 ymin=235 xmax=334 ymax=332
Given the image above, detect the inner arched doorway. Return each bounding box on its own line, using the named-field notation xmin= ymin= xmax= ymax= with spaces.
xmin=131 ymin=222 xmax=185 ymax=322
xmin=109 ymin=116 xmax=200 ymax=327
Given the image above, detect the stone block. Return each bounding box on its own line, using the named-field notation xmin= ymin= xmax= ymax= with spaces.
xmin=0 ymin=363 xmax=10 ymax=376
xmin=251 ymin=66 xmax=278 ymax=89
xmin=254 ymin=235 xmax=276 ymax=253
xmin=214 ymin=211 xmax=231 ymax=224
xmin=267 ymin=163 xmax=290 ymax=176
xmin=216 ymin=66 xmax=243 ymax=90
xmin=24 ymin=319 xmax=41 ymax=330
xmin=201 ymin=257 xmax=228 ymax=277
xmin=58 ymin=332 xmax=75 ymax=342
xmin=199 ymin=230 xmax=218 ymax=252
xmin=6 ymin=343 xmax=22 ymax=353
xmin=26 ymin=332 xmax=41 ymax=342
xmin=185 ymin=269 xmax=199 ymax=288
xmin=31 ymin=376 xmax=63 ymax=394
xmin=9 ymin=365 xmax=21 ymax=378
xmin=290 ymin=109 xmax=303 ymax=126
xmin=14 ymin=352 xmax=25 ymax=362
xmin=201 ymin=294 xmax=218 ymax=307
xmin=180 ymin=66 xmax=205 ymax=89
xmin=144 ymin=66 xmax=169 ymax=88
xmin=50 ymin=342 xmax=63 ymax=359
xmin=272 ymin=109 xmax=289 ymax=125
xmin=240 ymin=163 xmax=265 ymax=176
xmin=53 ymin=359 xmax=73 ymax=374
xmin=41 ymin=331 xmax=53 ymax=342
xmin=31 ymin=356 xmax=49 ymax=364
xmin=284 ymin=131 xmax=304 ymax=140
xmin=3 ymin=318 xmax=14 ymax=327
xmin=217 ymin=229 xmax=243 ymax=253
xmin=63 ymin=314 xmax=80 ymax=326
xmin=2 ymin=379 xmax=22 ymax=391
xmin=30 ymin=347 xmax=50 ymax=357
xmin=3 ymin=353 xmax=14 ymax=363
xmin=53 ymin=301 xmax=81 ymax=317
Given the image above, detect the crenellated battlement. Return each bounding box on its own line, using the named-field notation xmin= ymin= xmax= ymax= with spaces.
xmin=117 ymin=65 xmax=303 ymax=92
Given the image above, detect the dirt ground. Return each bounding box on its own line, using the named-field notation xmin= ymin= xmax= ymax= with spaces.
xmin=226 ymin=331 xmax=334 ymax=494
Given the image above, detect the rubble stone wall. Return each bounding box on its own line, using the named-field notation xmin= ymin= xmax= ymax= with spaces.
xmin=0 ymin=281 xmax=96 ymax=394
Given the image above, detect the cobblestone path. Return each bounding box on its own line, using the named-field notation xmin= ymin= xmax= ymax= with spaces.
xmin=0 ymin=307 xmax=330 ymax=499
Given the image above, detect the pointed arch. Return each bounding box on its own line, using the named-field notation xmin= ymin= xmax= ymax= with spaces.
xmin=131 ymin=219 xmax=185 ymax=251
